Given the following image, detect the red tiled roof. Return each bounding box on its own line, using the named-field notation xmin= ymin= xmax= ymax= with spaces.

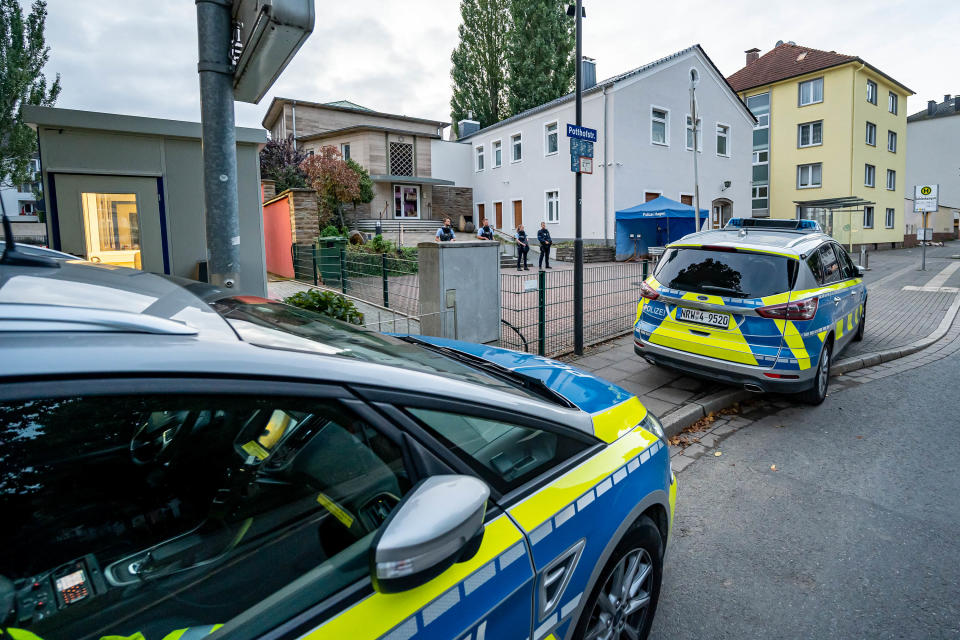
xmin=727 ymin=43 xmax=858 ymax=92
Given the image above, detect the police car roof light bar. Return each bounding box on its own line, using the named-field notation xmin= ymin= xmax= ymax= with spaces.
xmin=724 ymin=218 xmax=822 ymax=233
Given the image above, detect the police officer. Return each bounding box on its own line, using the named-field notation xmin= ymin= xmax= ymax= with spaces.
xmin=537 ymin=221 xmax=553 ymax=270
xmin=477 ymin=218 xmax=494 ymax=240
xmin=515 ymin=224 xmax=530 ymax=271
xmin=435 ymin=218 xmax=456 ymax=242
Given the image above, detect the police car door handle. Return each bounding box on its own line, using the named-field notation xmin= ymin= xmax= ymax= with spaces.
xmin=833 ymin=296 xmax=842 ymax=304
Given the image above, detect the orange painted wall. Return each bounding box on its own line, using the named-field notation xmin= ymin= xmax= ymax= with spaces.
xmin=263 ymin=195 xmax=294 ymax=278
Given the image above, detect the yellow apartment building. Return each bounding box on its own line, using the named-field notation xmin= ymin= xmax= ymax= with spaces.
xmin=727 ymin=43 xmax=913 ymax=249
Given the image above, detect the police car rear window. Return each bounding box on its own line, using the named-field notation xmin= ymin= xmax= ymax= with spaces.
xmin=655 ymin=248 xmax=796 ymax=299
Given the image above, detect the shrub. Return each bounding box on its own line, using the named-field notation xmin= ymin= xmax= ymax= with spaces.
xmin=320 ymin=225 xmax=345 ymax=238
xmin=283 ymin=289 xmax=364 ymax=325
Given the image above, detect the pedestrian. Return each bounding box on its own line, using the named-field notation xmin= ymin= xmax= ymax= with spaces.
xmin=435 ymin=217 xmax=456 ymax=242
xmin=515 ymin=224 xmax=530 ymax=271
xmin=537 ymin=221 xmax=553 ymax=269
xmin=477 ymin=218 xmax=494 ymax=240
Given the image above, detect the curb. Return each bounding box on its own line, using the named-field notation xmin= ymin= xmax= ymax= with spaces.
xmin=833 ymin=291 xmax=960 ymax=374
xmin=660 ymin=388 xmax=753 ymax=439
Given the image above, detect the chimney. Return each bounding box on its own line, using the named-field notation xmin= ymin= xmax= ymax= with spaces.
xmin=928 ymin=100 xmax=937 ymax=116
xmin=458 ymin=119 xmax=480 ymax=139
xmin=745 ymin=48 xmax=760 ymax=65
xmin=581 ymin=57 xmax=597 ymax=90
xmin=945 ymin=94 xmax=952 ymax=103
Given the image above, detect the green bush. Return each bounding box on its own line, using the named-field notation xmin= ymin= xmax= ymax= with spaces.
xmin=283 ymin=289 xmax=364 ymax=325
xmin=320 ymin=225 xmax=345 ymax=238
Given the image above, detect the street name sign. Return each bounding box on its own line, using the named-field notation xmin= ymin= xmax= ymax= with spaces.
xmin=566 ymin=124 xmax=598 ymax=142
xmin=914 ymin=184 xmax=939 ymax=213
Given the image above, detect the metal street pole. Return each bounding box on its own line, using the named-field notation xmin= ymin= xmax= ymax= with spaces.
xmin=689 ymin=71 xmax=702 ymax=231
xmin=196 ymin=0 xmax=240 ymax=289
xmin=922 ymin=211 xmax=927 ymax=271
xmin=573 ymin=0 xmax=584 ymax=355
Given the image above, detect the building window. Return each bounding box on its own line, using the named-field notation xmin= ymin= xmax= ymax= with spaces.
xmin=864 ymin=164 xmax=875 ymax=187
xmin=511 ymin=133 xmax=522 ymax=162
xmin=304 ymin=149 xmax=314 ymax=157
xmin=751 ymin=185 xmax=768 ymax=210
xmin=475 ymin=145 xmax=484 ymax=171
xmin=866 ymin=80 xmax=877 ymax=105
xmin=545 ymin=190 xmax=559 ymax=223
xmin=651 ymin=107 xmax=668 ymax=145
xmin=716 ymin=123 xmax=730 ymax=156
xmin=685 ymin=116 xmax=702 ymax=151
xmin=885 ymin=207 xmax=895 ymax=228
xmin=747 ymin=92 xmax=770 ymax=214
xmin=886 ymin=169 xmax=896 ymax=191
xmin=863 ymin=206 xmax=874 ymax=228
xmin=798 ymin=77 xmax=823 ymax=106
xmin=865 ymin=122 xmax=876 ymax=146
xmin=888 ymin=91 xmax=898 ymax=114
xmin=544 ymin=122 xmax=558 ymax=155
xmin=493 ymin=139 xmax=502 ymax=167
xmin=394 ymin=184 xmax=420 ymax=218
xmin=17 ymin=201 xmax=36 ymax=215
xmin=887 ymin=130 xmax=897 ymax=152
xmin=797 ymin=163 xmax=822 ymax=189
xmin=340 ymin=143 xmax=351 ymax=161
xmin=798 ymin=121 xmax=823 ymax=147
xmin=389 ymin=141 xmax=413 ymax=176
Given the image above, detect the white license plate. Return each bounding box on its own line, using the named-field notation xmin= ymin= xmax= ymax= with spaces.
xmin=677 ymin=307 xmax=730 ymax=329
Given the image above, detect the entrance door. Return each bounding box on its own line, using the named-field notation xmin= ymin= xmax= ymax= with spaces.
xmin=53 ymin=174 xmax=164 ymax=272
xmin=393 ymin=184 xmax=420 ymax=218
xmin=512 ymin=200 xmax=522 ymax=228
xmin=477 ymin=203 xmax=485 ymax=228
xmin=495 ymin=201 xmax=503 ymax=228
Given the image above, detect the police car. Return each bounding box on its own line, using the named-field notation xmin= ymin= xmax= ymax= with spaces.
xmin=0 ymin=236 xmax=675 ymax=640
xmin=634 ymin=218 xmax=867 ymax=404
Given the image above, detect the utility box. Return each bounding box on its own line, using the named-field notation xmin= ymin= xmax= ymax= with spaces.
xmin=418 ymin=240 xmax=500 ymax=343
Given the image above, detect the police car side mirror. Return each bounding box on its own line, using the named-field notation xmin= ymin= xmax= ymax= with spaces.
xmin=856 ymin=265 xmax=866 ymax=277
xmin=370 ymin=475 xmax=489 ymax=594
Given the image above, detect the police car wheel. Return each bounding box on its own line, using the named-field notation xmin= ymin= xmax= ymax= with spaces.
xmin=853 ymin=303 xmax=866 ymax=342
xmin=799 ymin=341 xmax=832 ymax=405
xmin=574 ymin=515 xmax=663 ymax=640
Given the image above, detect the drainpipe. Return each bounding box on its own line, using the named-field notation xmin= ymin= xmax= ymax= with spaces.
xmin=849 ymin=63 xmax=865 ymax=251
xmin=291 ymin=100 xmax=298 ymax=147
xmin=602 ymin=85 xmax=609 ymax=244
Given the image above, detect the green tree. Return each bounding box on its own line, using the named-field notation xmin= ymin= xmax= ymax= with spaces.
xmin=0 ymin=0 xmax=60 ymax=205
xmin=505 ymin=0 xmax=575 ymax=116
xmin=346 ymin=158 xmax=374 ymax=208
xmin=259 ymin=136 xmax=308 ymax=194
xmin=450 ymin=0 xmax=508 ymax=136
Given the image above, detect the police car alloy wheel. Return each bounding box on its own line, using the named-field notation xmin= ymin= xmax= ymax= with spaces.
xmin=800 ymin=341 xmax=832 ymax=405
xmin=854 ymin=303 xmax=866 ymax=342
xmin=575 ymin=516 xmax=663 ymax=640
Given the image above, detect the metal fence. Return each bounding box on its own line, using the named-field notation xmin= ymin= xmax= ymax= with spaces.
xmin=291 ymin=242 xmax=420 ymax=317
xmin=500 ymin=260 xmax=656 ymax=357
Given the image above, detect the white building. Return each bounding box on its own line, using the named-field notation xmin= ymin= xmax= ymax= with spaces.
xmin=457 ymin=45 xmax=754 ymax=252
xmin=1 ymin=156 xmax=41 ymax=221
xmin=904 ymin=95 xmax=960 ymax=242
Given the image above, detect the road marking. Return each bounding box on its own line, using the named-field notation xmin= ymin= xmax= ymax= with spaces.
xmin=901 ymin=262 xmax=960 ymax=293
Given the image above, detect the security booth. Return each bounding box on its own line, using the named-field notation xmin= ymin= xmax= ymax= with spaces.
xmin=24 ymin=106 xmax=269 ymax=295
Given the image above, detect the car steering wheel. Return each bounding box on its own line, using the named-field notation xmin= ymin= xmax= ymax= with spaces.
xmin=130 ymin=410 xmax=197 ymax=465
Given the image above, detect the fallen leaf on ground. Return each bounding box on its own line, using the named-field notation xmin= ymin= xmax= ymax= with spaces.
xmin=856 ymin=435 xmax=863 ymax=439
xmin=770 ymin=464 xmax=777 ymax=471
xmin=714 ymin=451 xmax=722 ymax=457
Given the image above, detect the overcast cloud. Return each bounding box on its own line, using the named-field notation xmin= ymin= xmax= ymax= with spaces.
xmin=42 ymin=0 xmax=960 ymax=131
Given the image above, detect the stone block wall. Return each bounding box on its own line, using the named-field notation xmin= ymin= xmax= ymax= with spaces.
xmin=434 ymin=186 xmax=472 ymax=227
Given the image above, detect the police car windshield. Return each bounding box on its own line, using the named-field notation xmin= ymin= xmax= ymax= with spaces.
xmin=211 ymin=298 xmax=536 ymax=398
xmin=655 ymin=248 xmax=796 ymax=299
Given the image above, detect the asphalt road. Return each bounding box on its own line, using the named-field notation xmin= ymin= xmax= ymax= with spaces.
xmin=650 ymin=347 xmax=960 ymax=639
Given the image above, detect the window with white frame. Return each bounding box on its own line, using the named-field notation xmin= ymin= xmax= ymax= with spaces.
xmin=751 ymin=185 xmax=768 ymax=209
xmin=685 ymin=116 xmax=702 ymax=151
xmin=716 ymin=124 xmax=730 ymax=156
xmin=867 ymin=80 xmax=878 ymax=105
xmin=887 ymin=130 xmax=897 ymax=152
xmin=798 ymin=121 xmax=823 ymax=147
xmin=888 ymin=91 xmax=898 ymax=114
xmin=798 ymin=78 xmax=823 ymax=106
xmin=864 ymin=164 xmax=875 ymax=187
xmin=544 ymin=122 xmax=558 ymax=155
xmin=886 ymin=169 xmax=896 ymax=190
xmin=865 ymin=122 xmax=876 ymax=146
xmin=651 ymin=107 xmax=668 ymax=145
xmin=545 ymin=190 xmax=559 ymax=223
xmin=475 ymin=145 xmax=484 ymax=171
xmin=511 ymin=133 xmax=522 ymax=162
xmin=797 ymin=163 xmax=822 ymax=188
xmin=747 ymin=92 xmax=770 ymax=213
xmin=885 ymin=207 xmax=895 ymax=228
xmin=340 ymin=143 xmax=351 ymax=161
xmin=863 ymin=206 xmax=875 ymax=228
xmin=493 ymin=140 xmax=502 ymax=167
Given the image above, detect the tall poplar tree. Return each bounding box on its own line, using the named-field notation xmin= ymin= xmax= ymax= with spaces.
xmin=505 ymin=0 xmax=575 ymax=116
xmin=449 ymin=0 xmax=508 ymax=137
xmin=0 ymin=0 xmax=60 ymax=201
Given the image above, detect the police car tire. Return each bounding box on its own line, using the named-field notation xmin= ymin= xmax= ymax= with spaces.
xmin=799 ymin=341 xmax=832 ymax=405
xmin=572 ymin=515 xmax=663 ymax=640
xmin=853 ymin=303 xmax=866 ymax=342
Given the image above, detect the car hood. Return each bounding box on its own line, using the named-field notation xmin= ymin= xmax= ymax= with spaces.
xmin=411 ymin=336 xmax=649 ymax=442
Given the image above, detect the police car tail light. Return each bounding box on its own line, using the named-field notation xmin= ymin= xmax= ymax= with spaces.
xmin=639 ymin=281 xmax=659 ymax=300
xmin=756 ymin=297 xmax=818 ymax=321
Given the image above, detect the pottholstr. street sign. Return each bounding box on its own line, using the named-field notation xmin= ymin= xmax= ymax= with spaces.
xmin=566 ymin=124 xmax=597 ymax=142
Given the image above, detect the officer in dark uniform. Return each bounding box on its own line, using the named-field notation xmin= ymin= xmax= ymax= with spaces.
xmin=477 ymin=218 xmax=494 ymax=240
xmin=515 ymin=224 xmax=530 ymax=271
xmin=537 ymin=222 xmax=553 ymax=269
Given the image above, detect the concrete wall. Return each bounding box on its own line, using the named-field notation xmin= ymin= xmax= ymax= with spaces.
xmin=431 ymin=140 xmax=473 ymax=186
xmin=462 ymin=48 xmax=753 ymax=243
xmin=418 ymin=240 xmax=500 ymax=343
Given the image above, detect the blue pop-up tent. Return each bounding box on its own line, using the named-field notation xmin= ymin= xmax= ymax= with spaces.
xmin=615 ymin=196 xmax=708 ymax=261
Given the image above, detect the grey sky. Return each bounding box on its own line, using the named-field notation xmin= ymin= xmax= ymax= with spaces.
xmin=43 ymin=0 xmax=960 ymax=130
